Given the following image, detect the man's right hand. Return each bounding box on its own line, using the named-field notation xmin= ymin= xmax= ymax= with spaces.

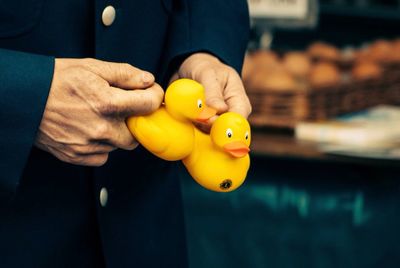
xmin=35 ymin=58 xmax=164 ymax=166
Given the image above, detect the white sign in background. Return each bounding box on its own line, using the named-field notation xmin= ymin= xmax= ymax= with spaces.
xmin=248 ymin=0 xmax=308 ymax=19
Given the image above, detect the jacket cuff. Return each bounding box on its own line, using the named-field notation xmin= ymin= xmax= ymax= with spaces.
xmin=0 ymin=48 xmax=54 ymax=197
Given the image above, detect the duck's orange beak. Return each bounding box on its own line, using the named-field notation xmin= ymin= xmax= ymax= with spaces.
xmin=223 ymin=141 xmax=250 ymax=158
xmin=196 ymin=106 xmax=217 ymax=123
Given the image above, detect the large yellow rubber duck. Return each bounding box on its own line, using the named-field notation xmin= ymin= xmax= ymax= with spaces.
xmin=126 ymin=79 xmax=216 ymax=161
xmin=182 ymin=112 xmax=251 ymax=192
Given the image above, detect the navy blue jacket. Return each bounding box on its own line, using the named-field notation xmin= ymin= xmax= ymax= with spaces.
xmin=0 ymin=0 xmax=249 ymax=267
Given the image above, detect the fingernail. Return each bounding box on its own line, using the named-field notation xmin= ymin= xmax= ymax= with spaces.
xmin=141 ymin=72 xmax=154 ymax=84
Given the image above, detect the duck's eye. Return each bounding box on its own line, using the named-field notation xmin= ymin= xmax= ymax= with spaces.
xmin=197 ymin=99 xmax=202 ymax=108
xmin=245 ymin=131 xmax=249 ymax=140
xmin=226 ymin=128 xmax=233 ymax=138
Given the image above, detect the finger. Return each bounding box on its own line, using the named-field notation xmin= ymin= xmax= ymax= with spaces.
xmin=78 ymin=153 xmax=109 ymax=167
xmin=48 ymin=146 xmax=110 ymax=167
xmin=84 ymin=58 xmax=155 ymax=89
xmin=66 ymin=153 xmax=109 ymax=167
xmin=224 ymin=73 xmax=252 ymax=118
xmin=198 ymin=69 xmax=229 ymax=114
xmin=102 ymin=121 xmax=139 ymax=150
xmin=110 ymin=83 xmax=164 ymax=117
xmin=69 ymin=143 xmax=117 ymax=155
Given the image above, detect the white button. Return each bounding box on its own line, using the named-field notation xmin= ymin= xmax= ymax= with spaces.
xmin=100 ymin=187 xmax=108 ymax=207
xmin=102 ymin=6 xmax=116 ymax=26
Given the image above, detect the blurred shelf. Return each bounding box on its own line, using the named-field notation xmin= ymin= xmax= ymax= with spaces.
xmin=320 ymin=4 xmax=400 ymax=20
xmin=251 ymin=130 xmax=325 ymax=159
xmin=251 ymin=130 xmax=400 ymax=167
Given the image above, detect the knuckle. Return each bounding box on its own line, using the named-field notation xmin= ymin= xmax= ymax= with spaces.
xmin=65 ymin=66 xmax=97 ymax=89
xmin=80 ymin=59 xmax=101 ymax=76
xmin=93 ymin=101 xmax=106 ymax=115
xmin=82 ymin=58 xmax=98 ymax=67
xmin=227 ymin=65 xmax=237 ymax=74
xmin=120 ymin=63 xmax=132 ymax=70
xmin=93 ymin=123 xmax=111 ymax=140
xmin=66 ymin=66 xmax=85 ymax=79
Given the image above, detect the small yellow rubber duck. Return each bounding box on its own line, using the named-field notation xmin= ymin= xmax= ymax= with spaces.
xmin=182 ymin=112 xmax=251 ymax=192
xmin=126 ymin=79 xmax=216 ymax=161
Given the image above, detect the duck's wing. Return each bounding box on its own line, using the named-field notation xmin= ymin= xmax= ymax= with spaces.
xmin=131 ymin=116 xmax=169 ymax=154
xmin=182 ymin=127 xmax=208 ymax=168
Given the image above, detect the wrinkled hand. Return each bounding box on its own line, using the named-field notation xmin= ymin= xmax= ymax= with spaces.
xmin=35 ymin=58 xmax=164 ymax=166
xmin=170 ymin=53 xmax=251 ymax=131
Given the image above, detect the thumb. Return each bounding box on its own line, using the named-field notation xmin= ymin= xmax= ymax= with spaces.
xmin=111 ymin=83 xmax=165 ymax=117
xmin=224 ymin=75 xmax=252 ymax=119
xmin=85 ymin=59 xmax=155 ymax=89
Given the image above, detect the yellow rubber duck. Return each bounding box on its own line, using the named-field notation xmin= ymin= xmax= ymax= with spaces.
xmin=126 ymin=79 xmax=216 ymax=161
xmin=182 ymin=112 xmax=251 ymax=192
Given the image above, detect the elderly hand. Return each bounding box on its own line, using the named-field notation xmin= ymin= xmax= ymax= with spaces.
xmin=35 ymin=58 xmax=164 ymax=166
xmin=170 ymin=53 xmax=251 ymax=131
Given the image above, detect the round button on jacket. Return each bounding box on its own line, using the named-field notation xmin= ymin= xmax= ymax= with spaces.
xmin=102 ymin=6 xmax=116 ymax=26
xmin=100 ymin=187 xmax=108 ymax=207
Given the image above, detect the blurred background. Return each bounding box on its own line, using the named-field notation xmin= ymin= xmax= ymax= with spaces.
xmin=181 ymin=1 xmax=400 ymax=267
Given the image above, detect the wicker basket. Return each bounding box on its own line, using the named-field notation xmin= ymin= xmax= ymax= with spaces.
xmin=247 ymin=71 xmax=400 ymax=129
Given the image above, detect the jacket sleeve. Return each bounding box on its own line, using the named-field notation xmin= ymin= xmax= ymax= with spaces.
xmin=160 ymin=0 xmax=250 ymax=83
xmin=0 ymin=48 xmax=54 ymax=197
